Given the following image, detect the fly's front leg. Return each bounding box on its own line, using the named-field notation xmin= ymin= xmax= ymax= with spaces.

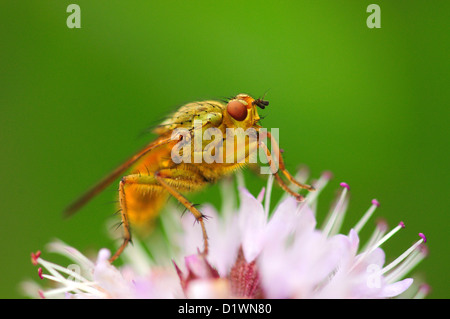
xmin=259 ymin=140 xmax=305 ymax=202
xmin=265 ymin=131 xmax=315 ymax=192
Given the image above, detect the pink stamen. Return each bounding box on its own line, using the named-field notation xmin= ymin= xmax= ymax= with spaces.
xmin=38 ymin=290 xmax=45 ymax=299
xmin=31 ymin=251 xmax=41 ymax=266
xmin=419 ymin=233 xmax=427 ymax=243
xmin=399 ymin=221 xmax=406 ymax=228
xmin=353 ymin=198 xmax=381 ymax=234
xmin=419 ymin=244 xmax=429 ymax=257
xmin=419 ymin=283 xmax=431 ymax=295
xmin=340 ymin=182 xmax=350 ymax=190
xmin=376 ymin=218 xmax=388 ymax=232
xmin=38 ymin=267 xmax=43 ymax=280
xmin=322 ymin=171 xmax=333 ymax=179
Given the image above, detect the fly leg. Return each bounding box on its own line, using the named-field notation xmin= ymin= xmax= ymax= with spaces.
xmin=110 ymin=177 xmax=132 ymax=263
xmin=264 ymin=131 xmax=316 ymax=192
xmin=109 ymin=168 xmax=210 ymax=262
xmin=109 ymin=174 xmax=162 ymax=263
xmin=154 ymin=169 xmax=210 ymax=256
xmin=259 ymin=140 xmax=305 ymax=202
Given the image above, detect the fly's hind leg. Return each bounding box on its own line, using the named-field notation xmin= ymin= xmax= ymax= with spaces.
xmin=110 ymin=178 xmax=132 ymax=263
xmin=154 ymin=169 xmax=210 ymax=256
xmin=109 ymin=170 xmax=209 ymax=262
xmin=109 ymin=174 xmax=162 ymax=263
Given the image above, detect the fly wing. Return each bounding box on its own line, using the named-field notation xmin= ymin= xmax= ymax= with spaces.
xmin=153 ymin=100 xmax=225 ymax=135
xmin=63 ymin=135 xmax=175 ymax=218
xmin=64 ymin=100 xmax=225 ymax=217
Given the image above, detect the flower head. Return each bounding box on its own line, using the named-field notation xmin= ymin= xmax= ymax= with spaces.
xmin=24 ymin=170 xmax=428 ymax=299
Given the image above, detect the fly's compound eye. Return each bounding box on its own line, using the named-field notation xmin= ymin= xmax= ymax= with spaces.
xmin=227 ymin=100 xmax=248 ymax=121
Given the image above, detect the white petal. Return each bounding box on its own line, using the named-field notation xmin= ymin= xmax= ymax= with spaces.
xmin=179 ymin=205 xmax=218 ymax=257
xmin=294 ymin=202 xmax=317 ymax=235
xmin=208 ymin=213 xmax=240 ymax=277
xmin=380 ymin=278 xmax=414 ymax=298
xmin=265 ymin=196 xmax=298 ymax=243
xmin=93 ymin=249 xmax=134 ymax=298
xmin=363 ymin=247 xmax=386 ymax=268
xmin=348 ymin=229 xmax=360 ymax=255
xmin=238 ymin=187 xmax=267 ymax=262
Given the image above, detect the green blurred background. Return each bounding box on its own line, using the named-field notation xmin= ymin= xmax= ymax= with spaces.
xmin=1 ymin=1 xmax=448 ymax=298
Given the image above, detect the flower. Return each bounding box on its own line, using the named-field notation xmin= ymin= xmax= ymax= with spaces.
xmin=24 ymin=241 xmax=182 ymax=299
xmin=24 ymin=170 xmax=429 ymax=299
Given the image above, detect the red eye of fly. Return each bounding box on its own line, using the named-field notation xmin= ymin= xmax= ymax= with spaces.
xmin=227 ymin=100 xmax=248 ymax=121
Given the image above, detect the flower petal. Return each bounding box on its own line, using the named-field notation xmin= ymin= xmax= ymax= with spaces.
xmin=380 ymin=278 xmax=414 ymax=298
xmin=238 ymin=187 xmax=266 ymax=262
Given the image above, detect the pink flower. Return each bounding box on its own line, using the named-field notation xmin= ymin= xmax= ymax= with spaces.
xmin=24 ymin=171 xmax=429 ymax=299
xmin=173 ymin=173 xmax=428 ymax=298
xmin=24 ymin=241 xmax=182 ymax=298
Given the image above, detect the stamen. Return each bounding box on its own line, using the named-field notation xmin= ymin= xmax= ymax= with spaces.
xmin=42 ymin=285 xmax=97 ymax=298
xmin=31 ymin=251 xmax=41 ymax=266
xmin=122 ymin=240 xmax=155 ymax=276
xmin=236 ymin=171 xmax=245 ymax=190
xmin=385 ymin=245 xmax=427 ymax=283
xmin=413 ymin=284 xmax=431 ymax=299
xmin=322 ymin=170 xmax=334 ymax=180
xmin=368 ymin=221 xmax=405 ymax=254
xmin=40 ymin=272 xmax=104 ymax=296
xmin=46 ymin=241 xmax=94 ymax=270
xmin=353 ymin=221 xmax=404 ymax=270
xmin=360 ymin=219 xmax=387 ymax=252
xmin=322 ymin=182 xmax=349 ymax=237
xmin=304 ymin=171 xmax=332 ymax=205
xmin=37 ymin=258 xmax=90 ymax=283
xmin=329 ymin=198 xmax=348 ymax=236
xmin=264 ymin=174 xmax=274 ymax=218
xmin=418 ymin=233 xmax=427 ymax=243
xmin=353 ymin=199 xmax=380 ymax=234
xmin=38 ymin=268 xmax=43 ymax=280
xmin=382 ymin=234 xmax=427 ymax=275
xmin=220 ymin=178 xmax=236 ymax=215
xmin=340 ymin=182 xmax=350 ymax=190
xmin=33 ymin=258 xmax=65 ymax=283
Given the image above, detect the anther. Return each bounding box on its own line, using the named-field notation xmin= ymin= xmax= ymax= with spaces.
xmin=354 ymin=199 xmax=381 ymax=234
xmin=418 ymin=233 xmax=427 ymax=243
xmin=38 ymin=290 xmax=45 ymax=299
xmin=340 ymin=182 xmax=350 ymax=190
xmin=31 ymin=251 xmax=41 ymax=266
